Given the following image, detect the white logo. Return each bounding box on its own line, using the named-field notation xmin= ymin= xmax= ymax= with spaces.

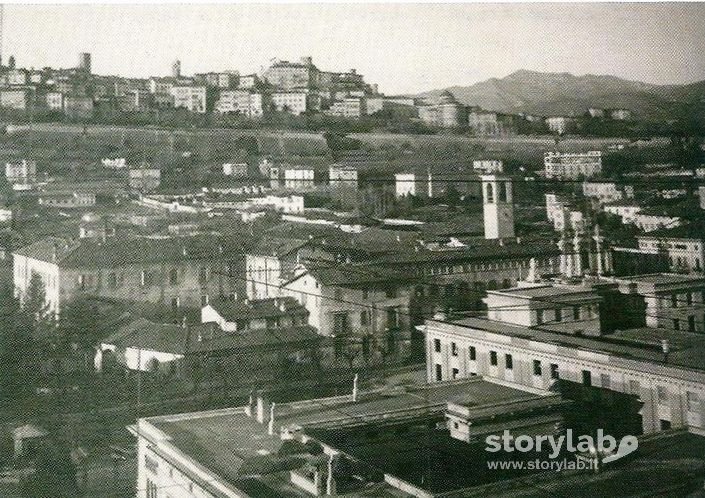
xmin=485 ymin=429 xmax=638 ymax=462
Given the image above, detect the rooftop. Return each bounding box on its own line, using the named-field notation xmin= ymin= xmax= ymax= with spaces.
xmin=206 ymin=297 xmax=308 ymax=323
xmin=439 ymin=316 xmax=705 ymax=374
xmin=14 ymin=234 xmax=244 ymax=267
xmin=101 ymin=318 xmax=188 ymax=354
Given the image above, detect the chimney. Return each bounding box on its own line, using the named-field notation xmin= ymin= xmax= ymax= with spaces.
xmin=268 ymin=402 xmax=276 ymax=435
xmin=256 ymin=391 xmax=269 ymax=424
xmin=662 ymin=339 xmax=670 ymax=363
xmin=244 ymin=390 xmax=255 ymax=417
xmin=352 ymin=374 xmax=359 ymax=402
xmin=181 ymin=316 xmax=187 ymax=328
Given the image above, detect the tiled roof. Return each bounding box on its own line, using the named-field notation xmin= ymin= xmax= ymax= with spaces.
xmin=291 ymin=262 xmax=416 ymax=288
xmin=101 ymin=318 xmax=188 ymax=355
xmin=185 ymin=324 xmax=319 ymax=354
xmin=207 ymin=297 xmax=307 ymax=322
xmin=14 ymin=235 xmax=244 ymax=268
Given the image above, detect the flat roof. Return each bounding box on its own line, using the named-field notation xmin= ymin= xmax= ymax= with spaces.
xmin=614 ymin=273 xmax=705 ymax=286
xmin=142 ymin=379 xmax=538 ymax=497
xmin=441 ymin=316 xmax=705 ymax=374
xmin=490 ymin=284 xmax=600 ymax=299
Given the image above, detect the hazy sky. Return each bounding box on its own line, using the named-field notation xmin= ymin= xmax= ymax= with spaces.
xmin=4 ymin=3 xmax=705 ymax=94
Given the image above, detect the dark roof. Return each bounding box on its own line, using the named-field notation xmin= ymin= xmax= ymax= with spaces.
xmin=14 ymin=235 xmax=244 ymax=268
xmin=290 ymin=262 xmax=416 ymax=288
xmin=207 ymin=297 xmax=308 ymax=322
xmin=375 ymin=238 xmax=559 ymax=265
xmin=639 ymin=220 xmax=705 ymax=240
xmin=186 ymin=324 xmax=319 ymax=354
xmin=102 ymin=318 xmax=188 ymax=355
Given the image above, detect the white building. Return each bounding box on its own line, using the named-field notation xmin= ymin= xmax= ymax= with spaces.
xmin=637 ymin=224 xmax=705 ymax=273
xmin=394 ymin=172 xmax=418 ymax=198
xmin=472 ymin=160 xmax=504 ymax=173
xmin=102 ymin=158 xmax=127 ymax=169
xmin=215 ymin=90 xmax=264 ymax=117
xmin=222 ymin=163 xmax=248 ymax=177
xmin=46 ymin=91 xmax=64 ymax=110
xmin=544 ymin=151 xmax=602 ymax=179
xmin=582 ymin=181 xmax=634 ymax=204
xmin=283 ymin=168 xmax=315 ymax=190
xmin=271 ymin=92 xmax=309 ymax=115
xmin=5 ymin=160 xmax=37 ymax=190
xmin=545 ymin=116 xmax=574 ymax=135
xmin=635 ymin=212 xmax=682 ymax=233
xmin=424 ymin=281 xmax=705 ymax=435
xmin=328 ymin=165 xmax=358 ymax=189
xmin=170 ymin=85 xmax=207 ymax=113
xmin=603 ymin=201 xmax=642 ymax=225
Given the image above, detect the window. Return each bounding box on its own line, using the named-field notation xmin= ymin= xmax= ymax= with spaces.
xmin=629 ymin=379 xmax=640 ymax=395
xmin=490 ymin=351 xmax=498 ymax=366
xmin=657 ymin=385 xmax=668 ymax=404
xmin=582 ymin=370 xmax=592 ymax=386
xmin=673 ymin=318 xmax=680 ymax=331
xmin=555 ymin=308 xmax=562 ymax=322
xmin=686 ymin=391 xmax=700 ymax=412
xmin=660 ymin=419 xmax=671 ymax=430
xmin=333 ymin=313 xmax=350 ymax=336
xmin=533 ymin=360 xmax=542 ymax=376
xmin=573 ymin=306 xmax=580 ymax=320
xmin=600 ymin=373 xmax=611 ymax=389
xmin=171 ymin=297 xmax=179 ymax=310
xmin=334 ymin=288 xmax=343 ymax=300
xmin=201 ymin=294 xmax=209 ymax=306
xmin=435 ymin=364 xmax=442 ymax=382
xmin=199 ymin=266 xmax=209 ymax=285
xmin=433 ymin=339 xmax=441 ymax=353
xmin=452 ymin=368 xmax=459 ymax=379
xmin=672 ymin=294 xmax=678 ymax=307
xmin=360 ymin=310 xmax=369 ymax=326
xmin=469 ymin=346 xmax=476 ymax=361
xmin=362 ymin=288 xmax=369 ymax=300
xmin=550 ymin=363 xmax=559 ymax=380
xmin=386 ymin=307 xmax=400 ymax=328
xmin=451 ymin=342 xmax=458 ymax=357
xmin=107 ymin=272 xmax=118 ymax=289
xmin=536 ymin=309 xmax=544 ymax=325
xmin=505 ymin=354 xmax=513 ymax=370
xmin=689 ymin=316 xmax=696 ymax=332
xmin=146 ymin=479 xmax=158 ymax=498
xmin=169 ymin=268 xmax=178 ymax=285
xmin=687 ymin=293 xmax=693 ymax=305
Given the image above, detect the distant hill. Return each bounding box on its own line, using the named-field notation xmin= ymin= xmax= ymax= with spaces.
xmin=419 ymin=70 xmax=705 ymax=120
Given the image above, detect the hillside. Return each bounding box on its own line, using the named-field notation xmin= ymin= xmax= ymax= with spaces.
xmin=419 ymin=70 xmax=705 ymax=120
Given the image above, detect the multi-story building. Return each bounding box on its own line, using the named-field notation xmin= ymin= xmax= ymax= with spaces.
xmin=325 ymin=97 xmax=365 ymax=118
xmin=263 ymin=57 xmax=319 ymax=90
xmin=2 ymin=69 xmax=29 ymax=86
xmin=0 ymin=88 xmax=32 ymax=110
xmin=13 ymin=235 xmax=244 ymax=315
xmin=38 ymin=192 xmax=96 ymax=208
xmin=222 ymin=162 xmax=248 ymax=177
xmin=634 ymin=211 xmax=682 ymax=233
xmin=418 ymin=91 xmax=465 ymax=128
xmin=170 ymin=85 xmax=207 ymax=113
xmin=5 ymin=160 xmax=37 ymax=189
xmin=128 ymin=167 xmax=161 ymax=192
xmin=545 ymin=116 xmax=575 ymax=135
xmin=215 ymin=89 xmax=265 ymax=116
xmin=544 ymin=151 xmax=602 ymax=179
xmin=467 ymin=109 xmax=515 ymax=136
xmin=473 ymin=159 xmax=504 ymax=173
xmin=424 ymin=278 xmax=705 ymax=434
xmin=636 ymin=223 xmax=705 ymax=273
xmin=610 ymin=109 xmax=632 ymax=120
xmin=237 ymin=74 xmax=259 ymax=89
xmin=45 ymin=91 xmax=64 ymax=110
xmin=271 ymin=91 xmax=309 ymax=115
xmin=328 ymin=164 xmax=358 ymax=189
xmin=603 ymin=200 xmax=642 ymax=225
xmin=545 ymin=193 xmax=571 ymax=225
xmin=583 ymin=181 xmax=634 ymax=204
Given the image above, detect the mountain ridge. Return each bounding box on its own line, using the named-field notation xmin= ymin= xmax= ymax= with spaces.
xmin=418 ymin=70 xmax=705 ymax=119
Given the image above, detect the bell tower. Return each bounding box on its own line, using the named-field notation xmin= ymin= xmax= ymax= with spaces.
xmin=482 ymin=175 xmax=515 ymax=240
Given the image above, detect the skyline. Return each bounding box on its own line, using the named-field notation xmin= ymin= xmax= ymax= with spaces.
xmin=3 ymin=3 xmax=705 ymax=94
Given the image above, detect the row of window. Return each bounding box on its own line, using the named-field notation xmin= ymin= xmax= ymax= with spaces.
xmin=423 ymin=258 xmax=552 ymax=277
xmin=434 ymin=339 xmax=703 ymax=415
xmin=671 ymin=315 xmax=705 ymax=333
xmin=77 ymin=267 xmax=211 ymax=290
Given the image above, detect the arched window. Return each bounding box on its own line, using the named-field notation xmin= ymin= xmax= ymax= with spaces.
xmin=498 ymin=182 xmax=507 ymax=202
xmin=485 ymin=183 xmax=494 ymax=203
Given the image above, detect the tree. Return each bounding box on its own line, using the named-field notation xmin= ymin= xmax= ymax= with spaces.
xmin=23 ymin=441 xmax=78 ymax=498
xmin=0 ymin=283 xmax=37 ymax=399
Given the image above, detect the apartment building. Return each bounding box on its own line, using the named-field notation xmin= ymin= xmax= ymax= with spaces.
xmin=171 ymin=85 xmax=207 ymax=113
xmin=544 ymin=151 xmax=602 ymax=179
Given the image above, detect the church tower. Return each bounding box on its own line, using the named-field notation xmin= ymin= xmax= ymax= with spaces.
xmin=482 ymin=175 xmax=515 ymax=240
